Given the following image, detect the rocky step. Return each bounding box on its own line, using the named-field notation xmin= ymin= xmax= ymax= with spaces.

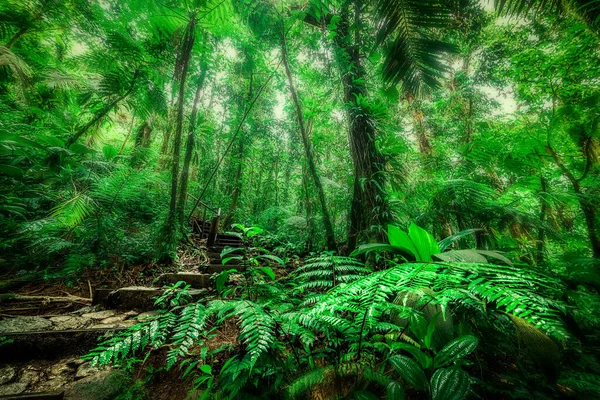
xmin=0 ymin=361 xmax=128 ymax=399
xmin=92 ymin=286 xmax=207 ymax=311
xmin=157 ymin=273 xmax=213 ymax=289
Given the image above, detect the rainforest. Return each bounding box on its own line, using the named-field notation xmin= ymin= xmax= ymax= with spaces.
xmin=0 ymin=0 xmax=599 ymax=399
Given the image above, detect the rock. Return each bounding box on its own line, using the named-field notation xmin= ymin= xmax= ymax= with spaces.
xmin=0 ymin=366 xmax=16 ymax=385
xmin=18 ymin=366 xmax=41 ymax=386
xmin=99 ymin=315 xmax=126 ymax=325
xmin=0 ymin=382 xmax=27 ymax=396
xmin=38 ymin=375 xmax=70 ymax=391
xmin=65 ymin=357 xmax=87 ymax=368
xmin=136 ymin=311 xmax=158 ymax=321
xmin=89 ymin=320 xmax=136 ymax=329
xmin=0 ymin=316 xmax=53 ymax=333
xmin=50 ymin=316 xmax=90 ymax=330
xmin=71 ymin=306 xmax=99 ymax=315
xmin=64 ymin=370 xmax=128 ymax=400
xmin=81 ymin=310 xmax=116 ymax=320
xmin=49 ymin=363 xmax=74 ymax=376
xmin=75 ymin=362 xmax=100 ymax=380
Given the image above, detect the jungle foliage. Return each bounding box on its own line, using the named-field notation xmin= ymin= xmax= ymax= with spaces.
xmin=1 ymin=0 xmax=600 ymax=398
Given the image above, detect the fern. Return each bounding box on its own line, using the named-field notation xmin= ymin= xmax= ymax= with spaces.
xmin=293 ymin=254 xmax=370 ymax=293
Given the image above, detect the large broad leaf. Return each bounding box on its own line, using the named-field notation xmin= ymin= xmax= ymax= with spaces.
xmin=389 ymin=355 xmax=428 ymax=391
xmin=434 ymin=335 xmax=478 ymax=368
xmin=408 ymin=223 xmax=439 ymax=261
xmin=475 ymin=250 xmax=513 ymax=266
xmin=391 ymin=342 xmax=431 ymax=369
xmin=430 ymin=367 xmax=470 ymax=400
xmin=433 ymin=250 xmax=487 ymax=264
xmin=70 ymin=143 xmax=96 ymax=155
xmin=386 ymin=381 xmax=405 ymax=400
xmin=388 ymin=225 xmax=418 ymax=258
xmin=433 ymin=249 xmax=513 ymax=266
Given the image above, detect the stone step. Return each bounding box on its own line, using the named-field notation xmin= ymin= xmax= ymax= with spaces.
xmin=92 ymin=287 xmax=206 ymax=311
xmin=157 ymin=273 xmax=213 ymax=289
xmin=0 ymin=328 xmax=127 ymax=361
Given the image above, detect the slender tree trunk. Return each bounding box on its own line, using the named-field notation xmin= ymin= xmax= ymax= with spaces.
xmin=118 ymin=116 xmax=136 ymax=155
xmin=547 ymin=144 xmax=600 ymax=258
xmin=162 ymin=17 xmax=196 ymax=257
xmin=65 ymin=70 xmax=138 ymax=147
xmin=281 ymin=38 xmax=337 ymax=250
xmin=536 ymin=175 xmax=548 ymax=264
xmin=332 ymin=3 xmax=388 ymax=251
xmin=223 ymin=134 xmax=244 ymax=229
xmin=177 ymin=69 xmax=207 ymax=227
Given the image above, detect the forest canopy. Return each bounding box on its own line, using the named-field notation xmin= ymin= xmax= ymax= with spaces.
xmin=1 ymin=0 xmax=600 ymax=398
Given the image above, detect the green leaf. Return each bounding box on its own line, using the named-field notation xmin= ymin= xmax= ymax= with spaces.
xmin=255 ymin=254 xmax=284 ymax=265
xmin=386 ymin=381 xmax=405 ymax=400
xmin=220 ymin=247 xmax=243 ymax=258
xmin=434 ymin=335 xmax=478 ymax=368
xmin=200 ymin=364 xmax=212 ymax=374
xmin=0 ymin=164 xmax=23 ymax=178
xmin=257 ymin=267 xmax=276 ymax=280
xmin=388 ymin=225 xmax=418 ymax=258
xmin=433 ymin=250 xmax=487 ymax=264
xmin=353 ymin=391 xmax=379 ymax=400
xmin=102 ymin=144 xmax=118 ymax=161
xmin=391 ymin=343 xmax=431 ymax=369
xmin=409 ymin=313 xmax=428 ymax=341
xmin=430 ymin=368 xmax=470 ymax=400
xmin=70 ymin=143 xmax=96 ymax=155
xmin=437 ymin=229 xmax=480 ymax=252
xmin=222 ymin=256 xmax=242 ymax=265
xmin=424 ymin=313 xmax=440 ymax=350
xmin=216 ymin=269 xmax=235 ymax=296
xmin=408 ymin=223 xmax=440 ymax=262
xmin=389 ymin=355 xmax=428 ymax=391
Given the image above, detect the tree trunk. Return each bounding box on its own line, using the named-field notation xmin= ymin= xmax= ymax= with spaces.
xmin=223 ymin=134 xmax=244 ymax=229
xmin=162 ymin=17 xmax=196 ymax=256
xmin=118 ymin=116 xmax=136 ymax=155
xmin=281 ymin=38 xmax=337 ymax=250
xmin=332 ymin=3 xmax=388 ymax=251
xmin=177 ymin=69 xmax=207 ymax=227
xmin=547 ymin=144 xmax=600 ymax=258
xmin=536 ymin=175 xmax=548 ymax=265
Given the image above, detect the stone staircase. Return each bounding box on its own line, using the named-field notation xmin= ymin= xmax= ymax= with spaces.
xmin=0 ymin=218 xmax=245 ymax=398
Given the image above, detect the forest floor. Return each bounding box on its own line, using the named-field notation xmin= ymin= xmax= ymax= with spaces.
xmin=0 ymin=232 xmax=234 ymax=399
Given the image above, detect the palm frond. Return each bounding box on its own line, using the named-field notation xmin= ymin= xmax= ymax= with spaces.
xmin=375 ymin=0 xmax=455 ymax=94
